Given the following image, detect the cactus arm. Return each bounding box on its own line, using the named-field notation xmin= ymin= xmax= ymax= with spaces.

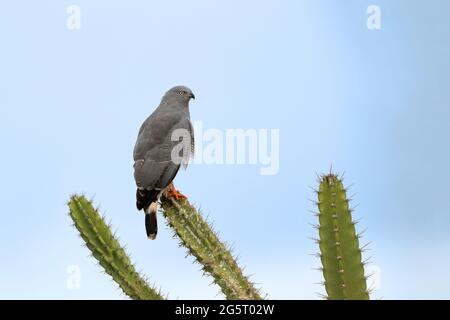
xmin=68 ymin=195 xmax=164 ymax=300
xmin=160 ymin=195 xmax=262 ymax=300
xmin=316 ymin=174 xmax=369 ymax=300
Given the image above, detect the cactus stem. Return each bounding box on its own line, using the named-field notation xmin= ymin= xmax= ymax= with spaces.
xmin=315 ymin=173 xmax=370 ymax=300
xmin=68 ymin=195 xmax=164 ymax=300
xmin=160 ymin=195 xmax=262 ymax=300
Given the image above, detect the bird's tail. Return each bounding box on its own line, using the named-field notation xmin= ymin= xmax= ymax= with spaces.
xmin=145 ymin=202 xmax=158 ymax=240
xmin=136 ymin=188 xmax=159 ymax=239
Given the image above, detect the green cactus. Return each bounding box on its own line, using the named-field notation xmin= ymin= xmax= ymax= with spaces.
xmin=314 ymin=174 xmax=369 ymax=300
xmin=160 ymin=194 xmax=262 ymax=300
xmin=68 ymin=195 xmax=164 ymax=300
xmin=68 ymin=170 xmax=373 ymax=300
xmin=68 ymin=193 xmax=261 ymax=300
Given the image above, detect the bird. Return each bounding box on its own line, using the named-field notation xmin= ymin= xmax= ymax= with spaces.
xmin=133 ymin=85 xmax=195 ymax=239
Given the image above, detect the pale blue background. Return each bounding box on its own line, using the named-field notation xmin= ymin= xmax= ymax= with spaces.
xmin=1 ymin=1 xmax=449 ymax=299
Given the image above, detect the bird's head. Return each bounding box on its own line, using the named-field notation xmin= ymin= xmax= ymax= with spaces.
xmin=163 ymin=85 xmax=195 ymax=104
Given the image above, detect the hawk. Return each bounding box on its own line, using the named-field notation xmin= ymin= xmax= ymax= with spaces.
xmin=133 ymin=86 xmax=195 ymax=239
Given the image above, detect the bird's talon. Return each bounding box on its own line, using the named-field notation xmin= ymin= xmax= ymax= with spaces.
xmin=166 ymin=183 xmax=187 ymax=200
xmin=167 ymin=190 xmax=187 ymax=200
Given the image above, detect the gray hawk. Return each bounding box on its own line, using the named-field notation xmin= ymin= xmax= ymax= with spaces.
xmin=133 ymin=85 xmax=195 ymax=239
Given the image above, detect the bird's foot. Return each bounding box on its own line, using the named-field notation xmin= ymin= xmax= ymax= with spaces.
xmin=166 ymin=183 xmax=187 ymax=200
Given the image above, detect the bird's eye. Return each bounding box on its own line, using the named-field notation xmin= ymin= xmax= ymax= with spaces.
xmin=179 ymin=91 xmax=185 ymax=96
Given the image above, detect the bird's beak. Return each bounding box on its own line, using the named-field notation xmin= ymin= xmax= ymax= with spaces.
xmin=190 ymin=93 xmax=195 ymax=100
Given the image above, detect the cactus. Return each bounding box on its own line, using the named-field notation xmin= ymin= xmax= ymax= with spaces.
xmin=68 ymin=195 xmax=164 ymax=300
xmin=68 ymin=170 xmax=373 ymax=300
xmin=314 ymin=173 xmax=369 ymax=300
xmin=160 ymin=194 xmax=262 ymax=300
xmin=68 ymin=193 xmax=261 ymax=300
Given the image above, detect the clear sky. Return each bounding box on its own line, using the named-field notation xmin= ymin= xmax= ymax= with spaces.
xmin=1 ymin=1 xmax=449 ymax=299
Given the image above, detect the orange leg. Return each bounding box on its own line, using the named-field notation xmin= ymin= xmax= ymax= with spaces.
xmin=165 ymin=182 xmax=187 ymax=200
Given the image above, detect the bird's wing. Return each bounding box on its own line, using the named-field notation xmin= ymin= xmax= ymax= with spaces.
xmin=133 ymin=110 xmax=182 ymax=161
xmin=133 ymin=110 xmax=192 ymax=190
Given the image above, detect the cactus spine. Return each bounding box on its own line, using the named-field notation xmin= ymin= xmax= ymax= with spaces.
xmin=160 ymin=195 xmax=262 ymax=300
xmin=68 ymin=195 xmax=164 ymax=300
xmin=315 ymin=174 xmax=369 ymax=300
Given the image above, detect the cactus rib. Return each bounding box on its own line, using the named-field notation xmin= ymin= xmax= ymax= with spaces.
xmin=160 ymin=195 xmax=262 ymax=300
xmin=316 ymin=174 xmax=369 ymax=300
xmin=68 ymin=195 xmax=164 ymax=300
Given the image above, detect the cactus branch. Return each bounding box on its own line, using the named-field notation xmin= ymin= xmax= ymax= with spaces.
xmin=316 ymin=174 xmax=369 ymax=300
xmin=68 ymin=195 xmax=164 ymax=300
xmin=160 ymin=195 xmax=262 ymax=300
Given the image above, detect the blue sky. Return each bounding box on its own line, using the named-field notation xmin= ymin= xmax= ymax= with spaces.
xmin=0 ymin=1 xmax=449 ymax=299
